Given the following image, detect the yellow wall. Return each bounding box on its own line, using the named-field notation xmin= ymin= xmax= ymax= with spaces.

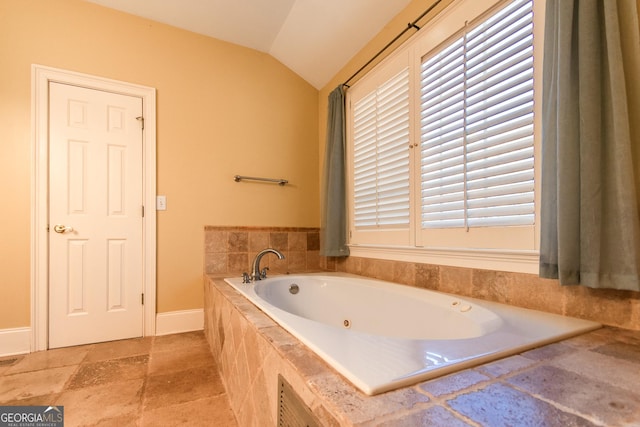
xmin=0 ymin=0 xmax=319 ymax=328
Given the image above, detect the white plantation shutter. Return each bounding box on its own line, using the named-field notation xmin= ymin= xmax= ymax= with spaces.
xmin=353 ymin=68 xmax=410 ymax=228
xmin=420 ymin=0 xmax=534 ymax=229
xmin=420 ymin=38 xmax=466 ymax=228
xmin=347 ymin=0 xmax=540 ymax=256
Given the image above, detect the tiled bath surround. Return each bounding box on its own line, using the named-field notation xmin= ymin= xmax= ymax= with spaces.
xmin=204 ymin=276 xmax=640 ymax=426
xmin=204 ymin=226 xmax=321 ymax=276
xmin=204 ymin=226 xmax=639 ymax=424
xmin=327 ymin=256 xmax=640 ymax=331
xmin=204 ymin=226 xmax=639 ymax=331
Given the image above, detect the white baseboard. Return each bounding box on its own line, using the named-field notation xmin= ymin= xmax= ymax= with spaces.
xmin=0 ymin=311 xmax=204 ymax=355
xmin=155 ymin=309 xmax=204 ymax=336
xmin=0 ymin=327 xmax=31 ymax=357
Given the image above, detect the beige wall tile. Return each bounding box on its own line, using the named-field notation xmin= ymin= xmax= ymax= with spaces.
xmin=205 ymin=230 xmax=229 ymax=253
xmin=289 ymin=232 xmax=307 ymax=251
xmin=393 ymin=261 xmax=416 ymax=286
xmin=270 ymin=232 xmax=288 ymax=251
xmin=228 ymin=232 xmax=249 ymax=253
xmin=335 ymin=256 xmax=361 ymax=275
xmin=563 ymin=286 xmax=638 ymax=328
xmin=471 ymin=269 xmax=512 ymax=304
xmin=307 ymin=232 xmax=320 ymax=251
xmin=287 ymin=251 xmax=307 ymax=272
xmin=205 ymin=254 xmax=227 ymax=275
xmin=306 ymin=250 xmax=322 ymax=271
xmin=505 ymin=273 xmax=566 ymax=314
xmin=415 ymin=263 xmax=440 ymax=290
xmin=205 ymin=227 xmax=323 ymax=277
xmin=439 ymin=266 xmax=473 ymax=296
xmin=248 ymin=232 xmax=270 ymax=252
xmin=228 ymin=253 xmax=249 ymax=274
xmin=362 ymin=258 xmax=395 ymax=282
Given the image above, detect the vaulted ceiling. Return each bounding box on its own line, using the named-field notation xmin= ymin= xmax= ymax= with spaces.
xmin=85 ymin=0 xmax=413 ymax=89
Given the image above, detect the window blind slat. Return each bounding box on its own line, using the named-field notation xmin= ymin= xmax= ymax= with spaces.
xmin=468 ymin=203 xmax=534 ymax=218
xmin=421 ymin=182 xmax=465 ymax=198
xmin=466 ymin=169 xmax=534 ymax=191
xmin=422 ymin=217 xmax=465 ymax=228
xmin=467 ymin=192 xmax=533 ymax=208
xmin=467 ymin=181 xmax=533 ymax=199
xmin=467 ymin=215 xmax=533 ymax=227
xmin=422 ymin=190 xmax=465 ymax=205
xmin=422 ymin=199 xmax=465 ymax=214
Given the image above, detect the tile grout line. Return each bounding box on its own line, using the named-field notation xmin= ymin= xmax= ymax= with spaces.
xmin=138 ymin=337 xmax=154 ymax=426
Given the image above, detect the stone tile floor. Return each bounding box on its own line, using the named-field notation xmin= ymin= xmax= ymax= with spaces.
xmin=371 ymin=327 xmax=640 ymax=427
xmin=2 ymin=326 xmax=640 ymax=426
xmin=0 ymin=331 xmax=237 ymax=426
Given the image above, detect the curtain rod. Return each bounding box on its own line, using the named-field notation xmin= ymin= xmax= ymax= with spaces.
xmin=342 ymin=0 xmax=443 ymax=88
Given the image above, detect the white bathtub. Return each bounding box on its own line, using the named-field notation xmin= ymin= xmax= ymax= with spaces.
xmin=224 ymin=272 xmax=600 ymax=395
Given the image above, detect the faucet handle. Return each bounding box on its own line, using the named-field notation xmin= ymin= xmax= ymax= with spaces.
xmin=242 ymin=272 xmax=252 ymax=283
xmin=260 ymin=267 xmax=269 ymax=279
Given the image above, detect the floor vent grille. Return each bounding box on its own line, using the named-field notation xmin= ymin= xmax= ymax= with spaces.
xmin=278 ymin=375 xmax=319 ymax=427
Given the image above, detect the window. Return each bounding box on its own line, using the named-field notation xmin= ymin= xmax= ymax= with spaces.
xmin=353 ymin=67 xmax=410 ymax=229
xmin=346 ymin=0 xmax=542 ymax=272
xmin=420 ymin=0 xmax=534 ymax=230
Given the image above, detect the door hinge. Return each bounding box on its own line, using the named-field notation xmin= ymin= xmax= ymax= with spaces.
xmin=136 ymin=116 xmax=144 ymax=130
xmin=142 ymin=205 xmax=145 ymax=217
xmin=141 ymin=293 xmax=145 ymax=305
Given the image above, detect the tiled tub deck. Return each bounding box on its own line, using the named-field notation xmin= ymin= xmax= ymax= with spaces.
xmin=204 ymin=275 xmax=640 ymax=426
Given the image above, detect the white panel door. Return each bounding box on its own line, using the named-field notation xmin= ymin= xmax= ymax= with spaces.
xmin=49 ymin=82 xmax=144 ymax=348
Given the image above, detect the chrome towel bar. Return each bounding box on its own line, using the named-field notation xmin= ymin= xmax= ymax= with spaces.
xmin=234 ymin=175 xmax=288 ymax=186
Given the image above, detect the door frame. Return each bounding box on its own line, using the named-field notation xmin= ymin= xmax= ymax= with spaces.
xmin=31 ymin=65 xmax=157 ymax=351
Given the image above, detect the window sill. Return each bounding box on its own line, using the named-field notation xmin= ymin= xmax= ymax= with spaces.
xmin=347 ymin=244 xmax=540 ymax=274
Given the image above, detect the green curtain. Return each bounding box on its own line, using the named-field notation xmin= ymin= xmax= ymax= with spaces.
xmin=540 ymin=0 xmax=640 ymax=291
xmin=320 ymin=86 xmax=350 ymax=257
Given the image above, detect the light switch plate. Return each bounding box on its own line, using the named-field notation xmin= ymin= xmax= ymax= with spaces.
xmin=156 ymin=195 xmax=167 ymax=211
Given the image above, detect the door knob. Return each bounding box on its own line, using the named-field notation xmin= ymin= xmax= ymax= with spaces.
xmin=53 ymin=224 xmax=74 ymax=234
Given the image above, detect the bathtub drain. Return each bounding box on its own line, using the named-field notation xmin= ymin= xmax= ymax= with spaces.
xmin=343 ymin=319 xmax=351 ymax=328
